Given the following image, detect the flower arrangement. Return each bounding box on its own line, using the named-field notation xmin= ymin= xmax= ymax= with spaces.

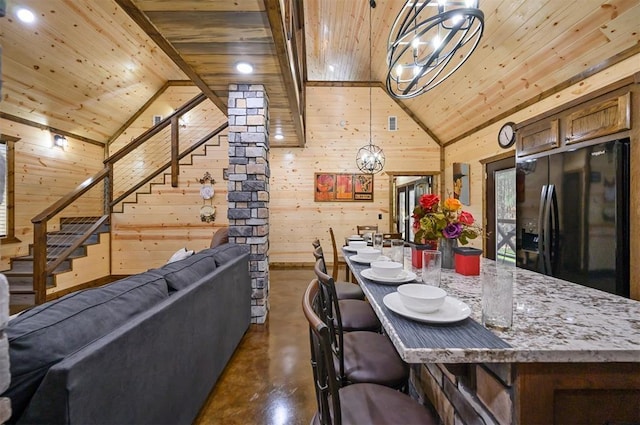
xmin=412 ymin=194 xmax=482 ymax=245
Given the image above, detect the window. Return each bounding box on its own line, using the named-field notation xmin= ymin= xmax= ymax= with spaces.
xmin=0 ymin=134 xmax=21 ymax=243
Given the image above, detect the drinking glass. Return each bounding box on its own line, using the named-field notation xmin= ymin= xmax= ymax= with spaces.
xmin=390 ymin=239 xmax=405 ymax=264
xmin=421 ymin=250 xmax=442 ymax=287
xmin=481 ymin=263 xmax=514 ymax=329
xmin=372 ymin=233 xmax=384 ymax=252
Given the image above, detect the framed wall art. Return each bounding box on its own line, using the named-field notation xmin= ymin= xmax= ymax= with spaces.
xmin=314 ymin=173 xmax=374 ymax=202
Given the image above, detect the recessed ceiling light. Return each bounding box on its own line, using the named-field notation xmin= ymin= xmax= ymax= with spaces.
xmin=16 ymin=7 xmax=35 ymax=23
xmin=274 ymin=134 xmax=284 ymax=141
xmin=236 ymin=62 xmax=253 ymax=74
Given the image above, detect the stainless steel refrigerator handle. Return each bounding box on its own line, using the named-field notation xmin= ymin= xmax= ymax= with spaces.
xmin=537 ymin=185 xmax=548 ymax=273
xmin=549 ymin=185 xmax=559 ymax=274
xmin=542 ymin=184 xmax=555 ymax=274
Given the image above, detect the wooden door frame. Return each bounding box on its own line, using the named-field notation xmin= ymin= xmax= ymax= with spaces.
xmin=481 ymin=152 xmax=515 ymax=260
xmin=386 ymin=171 xmax=440 ymax=235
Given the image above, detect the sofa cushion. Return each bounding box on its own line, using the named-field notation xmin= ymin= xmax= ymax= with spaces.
xmin=3 ymin=272 xmax=169 ymax=423
xmin=210 ymin=226 xmax=229 ymax=248
xmin=151 ymin=249 xmax=218 ymax=291
xmin=209 ymin=243 xmax=249 ymax=267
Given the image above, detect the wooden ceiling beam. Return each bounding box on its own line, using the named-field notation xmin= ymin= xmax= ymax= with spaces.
xmin=264 ymin=0 xmax=306 ymax=148
xmin=114 ymin=0 xmax=228 ymax=114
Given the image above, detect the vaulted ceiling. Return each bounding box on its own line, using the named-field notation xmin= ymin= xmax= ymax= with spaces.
xmin=1 ymin=0 xmax=639 ymax=149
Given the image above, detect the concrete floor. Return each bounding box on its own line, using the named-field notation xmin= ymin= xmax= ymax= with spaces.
xmin=195 ymin=268 xmax=318 ymax=425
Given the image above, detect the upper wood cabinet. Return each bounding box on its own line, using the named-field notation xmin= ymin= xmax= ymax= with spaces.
xmin=565 ymin=92 xmax=631 ymax=145
xmin=516 ymin=119 xmax=559 ymax=157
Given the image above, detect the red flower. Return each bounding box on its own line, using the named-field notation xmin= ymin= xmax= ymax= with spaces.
xmin=458 ymin=211 xmax=475 ymax=226
xmin=419 ymin=194 xmax=440 ymax=212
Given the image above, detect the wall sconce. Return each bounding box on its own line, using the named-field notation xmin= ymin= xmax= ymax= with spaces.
xmin=53 ymin=134 xmax=68 ymax=149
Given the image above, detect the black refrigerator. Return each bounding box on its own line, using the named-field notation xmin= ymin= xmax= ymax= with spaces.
xmin=516 ymin=138 xmax=630 ymax=297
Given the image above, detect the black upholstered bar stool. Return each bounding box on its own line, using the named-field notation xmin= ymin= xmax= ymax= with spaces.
xmin=313 ymin=258 xmax=380 ymax=332
xmin=303 ymin=280 xmax=439 ymax=424
xmin=312 ymin=241 xmax=364 ymax=301
xmin=312 ymin=263 xmax=409 ymax=389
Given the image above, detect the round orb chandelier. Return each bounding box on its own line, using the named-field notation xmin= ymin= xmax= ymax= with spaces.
xmin=386 ymin=0 xmax=484 ymax=99
xmin=356 ymin=143 xmax=385 ymax=174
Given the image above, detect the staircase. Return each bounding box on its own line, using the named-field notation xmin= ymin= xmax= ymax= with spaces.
xmin=5 ymin=217 xmax=110 ymax=308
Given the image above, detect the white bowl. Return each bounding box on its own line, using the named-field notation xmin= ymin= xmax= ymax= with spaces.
xmin=348 ymin=240 xmax=367 ymax=249
xmin=397 ymin=284 xmax=446 ymax=313
xmin=357 ymin=247 xmax=382 ymax=261
xmin=370 ymin=261 xmax=403 ymax=278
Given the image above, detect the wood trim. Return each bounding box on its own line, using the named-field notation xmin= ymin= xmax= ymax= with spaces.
xmin=114 ymin=0 xmax=228 ymax=114
xmin=479 ymin=150 xmax=515 ymax=165
xmin=0 ymin=113 xmax=104 ymax=146
xmin=104 ymin=93 xmax=206 ymax=164
xmin=171 ymin=116 xmax=179 ymax=187
xmin=0 ymin=135 xmax=22 ymax=244
xmin=107 ymin=80 xmax=194 ymax=146
xmin=444 ymin=43 xmax=640 ymax=147
xmin=264 ymin=0 xmax=306 ymax=147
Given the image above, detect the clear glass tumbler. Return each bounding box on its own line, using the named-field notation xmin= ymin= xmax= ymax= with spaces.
xmin=373 ymin=233 xmax=384 ymax=253
xmin=481 ymin=263 xmax=514 ymax=329
xmin=390 ymin=239 xmax=405 ymax=264
xmin=421 ymin=250 xmax=442 ymax=287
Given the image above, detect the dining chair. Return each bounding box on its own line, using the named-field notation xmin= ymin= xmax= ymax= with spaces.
xmin=313 ymin=257 xmax=379 ymax=332
xmin=303 ymin=280 xmax=439 ymax=425
xmin=356 ymin=225 xmax=378 ymax=236
xmin=313 ymin=260 xmax=408 ymax=389
xmin=328 ymin=228 xmax=349 ymax=282
xmin=312 ymin=242 xmax=364 ymax=301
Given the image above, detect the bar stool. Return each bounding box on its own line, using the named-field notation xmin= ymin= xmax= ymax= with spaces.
xmin=313 ymin=258 xmax=379 ymax=332
xmin=312 ymin=243 xmax=364 ymax=301
xmin=303 ymin=280 xmax=438 ymax=425
xmin=328 ymin=227 xmax=350 ymax=282
xmin=313 ymin=264 xmax=408 ymax=389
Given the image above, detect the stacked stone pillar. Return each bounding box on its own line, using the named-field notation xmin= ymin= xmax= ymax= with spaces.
xmin=227 ymin=84 xmax=270 ymax=324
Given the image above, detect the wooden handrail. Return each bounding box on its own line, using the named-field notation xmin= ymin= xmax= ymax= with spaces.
xmin=31 ymin=168 xmax=110 ymax=225
xmin=110 ymin=123 xmax=227 ymax=207
xmin=104 ymin=93 xmax=207 ymax=164
xmin=45 ymin=215 xmax=110 ymax=274
xmin=30 ymin=91 xmax=222 ymax=305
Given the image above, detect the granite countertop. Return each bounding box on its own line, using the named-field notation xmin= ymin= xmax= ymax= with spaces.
xmin=344 ymin=249 xmax=640 ymax=364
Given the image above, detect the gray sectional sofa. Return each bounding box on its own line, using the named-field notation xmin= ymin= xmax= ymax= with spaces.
xmin=3 ymin=243 xmax=251 ymax=424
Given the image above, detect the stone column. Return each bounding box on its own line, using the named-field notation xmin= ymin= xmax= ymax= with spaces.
xmin=227 ymin=84 xmax=270 ymax=324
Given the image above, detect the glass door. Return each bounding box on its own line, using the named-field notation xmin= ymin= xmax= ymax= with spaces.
xmin=485 ymin=156 xmax=515 ymax=261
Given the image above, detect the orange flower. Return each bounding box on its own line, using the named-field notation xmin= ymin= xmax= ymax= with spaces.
xmin=443 ymin=198 xmax=462 ymax=211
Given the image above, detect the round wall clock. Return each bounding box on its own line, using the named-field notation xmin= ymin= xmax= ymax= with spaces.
xmin=498 ymin=122 xmax=516 ymax=148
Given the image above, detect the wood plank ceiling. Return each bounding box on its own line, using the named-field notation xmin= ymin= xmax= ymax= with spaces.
xmin=1 ymin=0 xmax=639 ymax=149
xmin=304 ymin=0 xmax=640 ymax=145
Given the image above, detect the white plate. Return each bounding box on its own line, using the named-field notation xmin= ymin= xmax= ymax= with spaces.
xmin=349 ymin=254 xmax=389 ymax=264
xmin=344 ymin=246 xmax=360 ymax=253
xmin=361 ymin=268 xmax=417 ymax=284
xmin=383 ymin=293 xmax=471 ymax=324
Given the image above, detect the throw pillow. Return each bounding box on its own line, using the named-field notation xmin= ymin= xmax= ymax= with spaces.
xmin=167 ymin=247 xmax=194 ymax=264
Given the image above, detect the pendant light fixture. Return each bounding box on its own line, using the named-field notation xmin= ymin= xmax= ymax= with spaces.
xmin=386 ymin=0 xmax=484 ymax=99
xmin=356 ymin=0 xmax=385 ymax=175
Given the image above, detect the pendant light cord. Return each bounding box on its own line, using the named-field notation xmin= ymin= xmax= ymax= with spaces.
xmin=369 ymin=0 xmax=375 ymax=148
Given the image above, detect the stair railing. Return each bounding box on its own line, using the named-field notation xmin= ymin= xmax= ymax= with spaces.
xmin=31 ymin=93 xmax=227 ymax=304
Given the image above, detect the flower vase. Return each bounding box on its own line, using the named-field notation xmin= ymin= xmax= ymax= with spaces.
xmin=411 ymin=240 xmax=438 ymax=268
xmin=439 ymin=238 xmax=458 ymax=269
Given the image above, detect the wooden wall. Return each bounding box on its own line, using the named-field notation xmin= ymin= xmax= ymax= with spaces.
xmin=0 ymin=119 xmax=105 ymax=269
xmin=269 ymin=86 xmax=440 ymax=264
xmin=109 ymin=86 xmax=229 ymax=274
xmin=443 ymin=53 xmax=640 ymax=299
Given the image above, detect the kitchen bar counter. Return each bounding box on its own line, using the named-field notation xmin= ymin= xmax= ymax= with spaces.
xmin=344 ymin=248 xmax=640 ymax=424
xmin=344 ymin=249 xmax=640 ymax=364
